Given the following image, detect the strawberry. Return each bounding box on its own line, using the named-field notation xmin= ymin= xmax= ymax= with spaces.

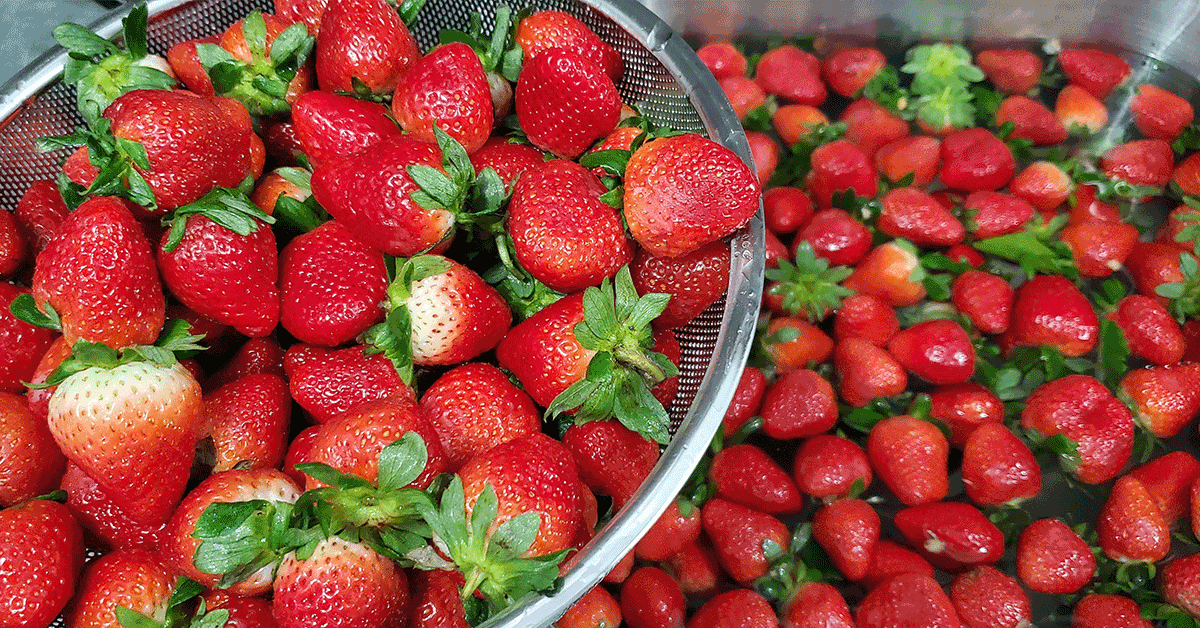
xmin=419 ymin=362 xmax=540 ymax=470
xmin=202 ymin=593 xmax=277 ymax=628
xmin=1023 ymin=374 xmax=1134 ymax=484
xmin=764 ymin=317 xmax=834 ymax=373
xmin=696 ymin=41 xmax=747 ymax=80
xmin=0 ymin=498 xmax=84 ymax=628
xmin=893 ymin=501 xmax=1004 ymax=569
xmin=975 ymin=48 xmax=1043 ymax=94
xmin=763 ymin=186 xmax=815 ymax=235
xmin=273 ymin=536 xmax=410 ymax=628
xmin=60 ymin=461 xmax=165 ymax=552
xmin=759 ymin=369 xmax=837 ymax=440
xmin=15 ymin=180 xmax=70 ymax=254
xmin=996 ymin=95 xmax=1068 ymax=145
xmin=1107 ymin=294 xmax=1185 ymax=365
xmin=952 ymin=270 xmax=1014 ymax=336
xmin=25 ymin=336 xmax=70 ymax=420
xmin=939 ymin=127 xmax=1015 ymax=191
xmin=621 ymin=566 xmax=685 ymax=628
xmin=842 ymin=241 xmax=926 ymax=308
xmin=159 ymin=468 xmax=302 ymax=595
xmin=1130 ymin=451 xmax=1200 ymax=524
xmin=1119 ymin=363 xmax=1200 ymax=439
xmin=407 ymin=569 xmax=469 ymax=628
xmin=1005 ymin=275 xmax=1100 ymax=357
xmin=834 ymin=337 xmax=908 ymax=407
xmin=832 ymin=293 xmax=899 ymax=347
xmin=509 ymin=159 xmax=634 ymax=293
xmin=867 ymin=414 xmax=949 ymax=506
xmin=701 ymin=497 xmax=789 ymax=586
xmin=1162 ymin=553 xmax=1200 ymax=617
xmin=470 ymin=137 xmax=547 ymax=191
xmin=0 ymin=393 xmax=64 ymax=507
xmin=635 ymin=499 xmax=702 ymax=562
xmin=1130 ymin=83 xmax=1194 ymax=141
xmin=1097 ymin=474 xmax=1169 ymax=564
xmin=624 ymin=133 xmax=760 ymax=258
xmin=1125 ymin=242 xmax=1190 ymax=306
xmin=859 ymin=539 xmax=936 ymax=590
xmin=1059 ymin=219 xmax=1139 ymax=278
xmin=202 ymin=373 xmax=291 ymax=472
xmin=283 ymin=425 xmax=322 ymax=487
xmin=206 ymin=336 xmax=285 ymax=391
xmin=1060 ymin=48 xmax=1130 ymax=98
xmin=1056 ymin=83 xmax=1110 ymax=133
xmin=710 ymin=443 xmax=803 ymax=515
xmin=806 ymin=139 xmax=878 ymax=207
xmin=929 ymin=383 xmax=1006 ymax=447
xmin=561 ymin=585 xmax=622 ymax=628
xmin=1072 ymin=594 xmax=1153 ymax=628
xmin=855 ymin=573 xmax=960 ymax=628
xmin=663 ymin=539 xmax=721 ymax=597
xmin=720 ymin=75 xmax=768 ymax=121
xmin=792 ymin=434 xmax=871 ymax=500
xmin=516 ymin=47 xmax=620 ymax=159
xmin=877 ymin=187 xmax=965 ymax=247
xmin=631 ymin=240 xmax=730 ymax=329
xmin=822 ymin=47 xmax=886 ymax=97
xmin=754 ymin=45 xmax=826 ymax=106
xmin=1016 ymin=518 xmax=1096 ymax=594
xmin=278 ymin=0 xmax=331 ymax=34
xmin=1010 ymin=160 xmax=1073 ymax=212
xmin=514 ymin=10 xmax=623 ymax=82
xmin=772 ymin=104 xmax=829 ymax=148
xmin=291 ymin=90 xmax=403 ymax=168
xmin=841 ymin=98 xmax=910 ymax=158
xmin=0 ymin=209 xmax=25 ymax=278
xmin=1100 ymin=139 xmax=1174 ymax=190
xmin=497 ymin=291 xmax=591 ymax=407
xmin=285 ymin=344 xmax=413 ymax=423
xmin=781 ymin=581 xmax=854 ymax=628
xmin=722 ymin=366 xmax=767 ymax=436
xmin=874 ymin=135 xmax=941 ymax=188
xmin=279 ymin=220 xmax=388 ymax=347
xmin=963 ymin=190 xmax=1034 ymax=239
xmin=687 ymin=589 xmax=777 ymax=628
xmin=391 ymin=42 xmax=493 ymax=154
xmin=563 ymin=418 xmax=659 ymax=510
xmin=796 ymin=208 xmax=872 ymax=266
xmin=1156 ymin=204 xmax=1200 ymax=249
xmin=961 ymin=422 xmax=1041 ymax=506
xmin=64 ymin=548 xmax=176 ymax=628
xmin=205 ymin=12 xmax=314 ymax=115
xmin=747 ymin=130 xmax=781 ymax=182
xmin=0 ymin=283 xmax=57 ymax=395
xmin=31 ymin=196 xmax=164 ymax=349
xmin=1175 ymin=154 xmax=1200 ymax=197
xmin=314 ymin=0 xmax=419 ymax=94
xmin=950 ymin=565 xmax=1032 ymax=628
xmin=886 ymin=319 xmax=974 ymax=385
xmin=812 ymin=497 xmax=879 ymax=581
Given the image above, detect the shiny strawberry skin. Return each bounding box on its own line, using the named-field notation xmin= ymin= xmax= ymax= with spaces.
xmin=1097 ymin=474 xmax=1170 ymax=564
xmin=1130 ymin=451 xmax=1200 ymax=524
xmin=420 ymin=362 xmax=541 ymax=470
xmin=515 ymin=10 xmax=623 ymax=82
xmin=291 ymin=90 xmax=403 ymax=168
xmin=709 ymin=443 xmax=802 ymax=515
xmin=65 ymin=548 xmax=176 ymax=628
xmin=952 ymin=270 xmax=1014 ymax=336
xmin=950 ymin=565 xmax=1032 ymax=628
xmin=0 ymin=283 xmax=57 ymax=394
xmin=515 ymin=47 xmax=620 ymax=159
xmin=314 ymin=0 xmax=419 ymax=94
xmin=859 ymin=539 xmax=936 ymax=590
xmin=886 ymin=319 xmax=974 ymax=386
xmin=407 ymin=258 xmax=512 ymax=365
xmin=841 ymin=98 xmax=909 ymax=159
xmin=469 ymin=138 xmax=547 ymax=191
xmin=976 ymin=48 xmax=1043 ymax=93
xmin=495 ymin=292 xmax=590 ymax=407
xmin=963 ymin=190 xmax=1034 ymax=239
xmin=1022 ymin=374 xmax=1133 ymax=484
xmin=855 ymin=573 xmax=961 ymax=628
xmin=1119 ymin=363 xmax=1200 ymax=439
xmin=687 ymin=589 xmax=778 ymax=628
xmin=15 ymin=179 xmax=70 ymax=253
xmin=0 ymin=499 xmax=84 ymax=628
xmin=206 ymin=336 xmax=286 ymax=391
xmin=392 ymin=42 xmax=493 ymax=154
xmin=962 ymin=422 xmax=1041 ymax=506
xmin=60 ymin=461 xmax=165 ymax=552
xmin=1059 ymin=219 xmax=1139 ymax=278
xmin=0 ymin=391 xmax=65 ymax=507
xmin=701 ymin=497 xmax=789 ymax=586
xmin=284 ymin=344 xmax=413 ymax=424
xmin=273 ymin=536 xmax=410 ymax=628
xmin=563 ymin=418 xmax=659 ymax=510
xmin=813 ymin=497 xmax=879 ymax=581
xmin=1006 ymin=275 xmax=1100 ymax=358
xmin=759 ymin=368 xmax=838 ymax=440
xmin=631 ymin=239 xmax=730 ymax=330
xmin=996 ymin=95 xmax=1068 ymax=145
xmin=938 ymin=127 xmax=1015 ymax=192
xmin=311 ymin=135 xmax=453 ymax=257
xmin=408 ymin=568 xmax=469 ymax=628
xmin=278 ymin=0 xmax=332 ymax=34
xmin=1016 ymin=518 xmax=1096 ymax=594
xmin=203 ymin=373 xmax=291 ymax=472
xmin=754 ymin=45 xmax=826 ymax=106
xmin=1107 ymin=294 xmax=1185 ymax=365
xmin=834 ymin=337 xmax=907 ymax=407
xmin=1160 ymin=553 xmax=1200 ymax=617
xmin=634 ymin=499 xmax=702 ymax=562
xmin=1072 ymin=594 xmax=1152 ymax=628
xmin=893 ymin=501 xmax=1004 ymax=569
xmin=1059 ymin=48 xmax=1130 ymax=98
xmin=877 ymin=187 xmax=964 ymax=247
xmin=32 ymin=196 xmax=165 ymax=349
xmin=1100 ymin=139 xmax=1174 ymax=190
xmin=620 ymin=566 xmax=684 ymax=628
xmin=782 ymin=581 xmax=854 ymax=628
xmin=867 ymin=415 xmax=949 ymax=506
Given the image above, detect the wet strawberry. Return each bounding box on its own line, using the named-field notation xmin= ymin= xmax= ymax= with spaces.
xmin=772 ymin=104 xmax=829 ymax=148
xmin=996 ymin=95 xmax=1068 ymax=145
xmin=841 ymin=98 xmax=910 ymax=158
xmin=806 ymin=139 xmax=878 ymax=207
xmin=711 ymin=443 xmax=803 ymax=515
xmin=514 ymin=10 xmax=623 ymax=82
xmin=874 ymin=135 xmax=941 ymax=188
xmin=795 ymin=208 xmax=873 ymax=267
xmin=1056 ymin=83 xmax=1110 ymax=133
xmin=842 ymin=241 xmax=926 ymax=308
xmin=764 ymin=317 xmax=834 ymax=373
xmin=759 ymin=368 xmax=838 ymax=440
xmin=1005 ymin=275 xmax=1099 ymax=357
xmin=886 ymin=319 xmax=975 ymax=386
xmin=687 ymin=589 xmax=778 ymax=628
xmin=859 ymin=539 xmax=936 ymax=590
xmin=314 ymin=0 xmax=418 ymax=94
xmin=1060 ymin=48 xmax=1130 ymax=98
xmin=976 ymin=48 xmax=1042 ymax=94
xmin=291 ymin=90 xmax=402 ymax=168
xmin=621 ymin=566 xmax=684 ymax=628
xmin=812 ymin=497 xmax=879 ymax=581
xmin=1129 ymin=451 xmax=1200 ymax=524
xmin=516 ymin=47 xmax=620 ymax=159
xmin=754 ymin=45 xmax=825 ymax=106
xmin=855 ymin=573 xmax=960 ymax=628
xmin=1100 ymin=139 xmax=1174 ymax=190
xmin=1060 ymin=219 xmax=1140 ymax=278
xmin=1010 ymin=160 xmax=1073 ymax=212
xmin=631 ymin=240 xmax=729 ymax=330
xmin=894 ymin=501 xmax=1004 ymax=569
xmin=951 ymin=565 xmax=1032 ymax=628
xmin=832 ymin=293 xmax=900 ymax=347
xmin=951 ymin=270 xmax=1014 ymax=336
xmin=822 ymin=47 xmax=885 ymax=97
xmin=792 ymin=434 xmax=872 ymax=501
xmin=1159 ymin=553 xmax=1200 ymax=616
xmin=939 ymin=127 xmax=1015 ymax=192
xmin=763 ymin=186 xmax=815 ymax=235
xmin=781 ymin=581 xmax=854 ymax=628
xmin=962 ymin=422 xmax=1041 ymax=506
xmin=867 ymin=414 xmax=949 ymax=506
xmin=834 ymin=337 xmax=908 ymax=407
xmin=1072 ymin=594 xmax=1152 ymax=628
xmin=696 ymin=41 xmax=747 ymax=79
xmin=1017 ymin=518 xmax=1096 ymax=594
xmin=1119 ymin=363 xmax=1200 ymax=439
xmin=701 ymin=497 xmax=789 ymax=586
xmin=1107 ymin=294 xmax=1185 ymax=365
xmin=1131 ymin=83 xmax=1195 ymax=141
xmin=1022 ymin=374 xmax=1134 ymax=484
xmin=1097 ymin=474 xmax=1170 ymax=564
xmin=877 ymin=187 xmax=965 ymax=247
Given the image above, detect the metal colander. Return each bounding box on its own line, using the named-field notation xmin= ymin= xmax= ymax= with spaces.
xmin=0 ymin=0 xmax=763 ymax=625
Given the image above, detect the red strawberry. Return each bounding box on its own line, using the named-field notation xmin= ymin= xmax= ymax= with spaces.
xmin=0 ymin=393 xmax=64 ymax=507
xmin=1010 ymin=160 xmax=1073 ymax=212
xmin=874 ymin=135 xmax=941 ymax=188
xmin=762 ymin=186 xmax=814 ymax=235
xmin=32 ymin=196 xmax=164 ymax=349
xmin=15 ymin=180 xmax=69 ymax=256
xmin=314 ymin=0 xmax=419 ymax=94
xmin=812 ymin=497 xmax=880 ymax=581
xmin=1107 ymin=294 xmax=1185 ymax=365
xmin=635 ymin=499 xmax=702 ymax=562
xmin=1005 ymin=275 xmax=1100 ymax=357
xmin=1017 ymin=518 xmax=1096 ymax=594
xmin=159 ymin=468 xmax=302 ymax=595
xmin=392 ymin=42 xmax=493 ymax=154
xmin=855 ymin=573 xmax=960 ymax=628
xmin=663 ymin=539 xmax=721 ymax=597
xmin=859 ymin=539 xmax=936 ymax=590
xmin=764 ymin=317 xmax=834 ymax=373
xmin=206 ymin=336 xmax=285 ymax=391
xmin=1156 ymin=204 xmax=1200 ymax=249
xmin=722 ymin=75 xmax=768 ymax=121
xmin=952 ymin=270 xmax=1014 ymax=336
xmin=1119 ymin=363 xmax=1200 ymax=439
xmin=420 ymin=362 xmax=540 ymax=470
xmin=1130 ymin=83 xmax=1194 ymax=141
xmin=929 ymin=383 xmax=1007 ymax=447
xmin=1059 ymin=219 xmax=1139 ymax=278
xmin=722 ymin=366 xmax=767 ymax=436
xmin=1100 ymin=139 xmax=1174 ymax=190
xmin=886 ymin=319 xmax=974 ymax=386
xmin=832 ymin=293 xmax=899 ymax=347
xmin=687 ymin=589 xmax=778 ymax=628
xmin=796 ymin=208 xmax=873 ymax=266
xmin=509 ymin=159 xmax=634 ymax=293
xmin=624 ymin=133 xmax=760 ymax=258
xmin=939 ymin=127 xmax=1016 ymax=192
xmin=772 ymin=104 xmax=829 ymax=147
xmin=696 ymin=41 xmax=747 ymax=80
xmin=278 ymin=0 xmax=332 ymax=34
xmin=1022 ymin=374 xmax=1133 ymax=484
xmin=950 ymin=565 xmax=1032 ymax=628
xmin=202 ymin=373 xmax=291 ymax=472
xmin=962 ymin=422 xmax=1041 ymax=506
xmin=1175 ymin=154 xmax=1200 ymax=198
xmin=822 ymin=47 xmax=885 ymax=97
xmin=0 ymin=498 xmax=84 ymax=628
xmin=1097 ymin=474 xmax=1169 ymax=564
xmin=841 ymin=98 xmax=909 ymax=158
xmin=0 ymin=209 xmax=25 ymax=278
xmin=834 ymin=337 xmax=908 ymax=407
xmin=49 ymin=360 xmax=203 ymax=526
xmin=792 ymin=434 xmax=871 ymax=500
xmin=0 ymin=283 xmax=57 ymax=395
xmin=561 ymin=586 xmax=622 ymax=628
xmin=893 ymin=501 xmax=1004 ymax=569
xmin=710 ymin=443 xmax=803 ymax=515
xmin=496 ymin=292 xmax=590 ymax=407
xmin=963 ymin=190 xmax=1034 ymax=239
xmin=273 ymin=536 xmax=410 ymax=628
xmin=285 ymin=344 xmax=413 ymax=423
xmin=631 ymin=240 xmax=730 ymax=329
xmin=621 ymin=566 xmax=685 ymax=628
xmin=754 ymin=45 xmax=826 ymax=106
xmin=701 ymin=497 xmax=789 ymax=586
xmin=458 ymin=432 xmax=584 ymax=558
xmin=201 ymin=593 xmax=277 ymax=628
xmin=514 ymin=10 xmax=623 ymax=81
xmin=283 ymin=425 xmax=322 ymax=487
xmin=25 ymin=336 xmax=70 ymax=420
xmin=806 ymin=139 xmax=878 ymax=207
xmin=407 ymin=568 xmax=468 ymax=628
xmin=305 ymin=395 xmax=448 ymax=490
xmin=60 ymin=462 xmax=165 ymax=552
xmin=867 ymin=414 xmax=949 ymax=506
xmin=877 ymin=187 xmax=965 ymax=247
xmin=64 ymin=548 xmax=176 ymax=628
xmin=291 ymin=90 xmax=403 ymax=168
xmin=842 ymin=241 xmax=926 ymax=307
xmin=1056 ymin=83 xmax=1110 ymax=132
xmin=469 ymin=137 xmax=547 ymax=191
xmin=1130 ymin=451 xmax=1200 ymax=524
xmin=1072 ymin=594 xmax=1152 ymax=628
xmin=563 ymin=418 xmax=659 ymax=510
xmin=516 ymin=47 xmax=620 ymax=159
xmin=1060 ymin=48 xmax=1130 ymax=98
xmin=1125 ymin=242 xmax=1191 ymax=306
xmin=995 ymin=95 xmax=1068 ymax=145
xmin=759 ymin=369 xmax=838 ymax=440
xmin=781 ymin=581 xmax=854 ymax=628
xmin=1163 ymin=553 xmax=1200 ymax=618
xmin=976 ymin=49 xmax=1043 ymax=94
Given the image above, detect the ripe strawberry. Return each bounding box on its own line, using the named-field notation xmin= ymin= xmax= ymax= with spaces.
xmin=720 ymin=75 xmax=767 ymax=121
xmin=0 ymin=209 xmax=25 ymax=278
xmin=1005 ymin=275 xmax=1100 ymax=357
xmin=841 ymin=98 xmax=910 ymax=158
xmin=950 ymin=565 xmax=1032 ymax=628
xmin=202 ymin=373 xmax=291 ymax=472
xmin=1100 ymin=139 xmax=1174 ymax=190
xmin=407 ymin=568 xmax=468 ymax=628
xmin=832 ymin=293 xmax=899 ymax=347
xmin=759 ymin=368 xmax=838 ymax=439
xmin=470 ymin=137 xmax=547 ymax=191
xmin=159 ymin=468 xmax=302 ymax=595
xmin=1059 ymin=219 xmax=1139 ymax=278
xmin=796 ymin=208 xmax=873 ymax=266
xmin=206 ymin=336 xmax=285 ymax=391
xmin=1160 ymin=553 xmax=1200 ymax=616
xmin=1125 ymin=242 xmax=1190 ymax=306
xmin=202 ymin=593 xmax=277 ymax=628
xmin=792 ymin=434 xmax=872 ymax=500
xmin=291 ymin=90 xmax=402 ymax=168
xmin=812 ymin=497 xmax=879 ymax=581
xmin=976 ymin=48 xmax=1043 ymax=94
xmin=696 ymin=41 xmax=747 ymax=80
xmin=765 ymin=317 xmax=834 ymax=373
xmin=772 ymin=104 xmax=829 ymax=148
xmin=1175 ymin=154 xmax=1200 ymax=197
xmin=781 ymin=581 xmax=854 ymax=628
xmin=314 ymin=0 xmax=419 ymax=94
xmin=514 ymin=10 xmax=623 ymax=82
xmin=273 ymin=536 xmax=410 ymax=628
xmin=762 ymin=186 xmax=814 ymax=237
xmin=951 ymin=271 xmax=1014 ymax=336
xmin=392 ymin=42 xmax=493 ymax=154
xmin=25 ymin=336 xmax=70 ymax=420
xmin=1023 ymin=374 xmax=1134 ymax=484
xmin=867 ymin=415 xmax=949 ymax=506
xmin=516 ymin=47 xmax=619 ymax=159
xmin=822 ymin=47 xmax=886 ymax=97
xmin=877 ymin=187 xmax=965 ymax=247
xmin=1010 ymin=160 xmax=1073 ymax=212
xmin=855 ymin=573 xmax=960 ymax=628
xmin=887 ymin=319 xmax=974 ymax=385
xmin=1016 ymin=518 xmax=1096 ymax=594
xmin=1060 ymin=48 xmax=1130 ymax=98
xmin=285 ymin=344 xmax=413 ymax=424
xmin=996 ymin=95 xmax=1068 ymax=145
xmin=806 ymin=139 xmax=878 ymax=207
xmin=859 ymin=539 xmax=936 ymax=590
xmin=64 ymin=548 xmax=176 ymax=628
xmin=963 ymin=190 xmax=1034 ymax=239
xmin=15 ymin=179 xmax=70 ymax=253
xmin=754 ymin=45 xmax=826 ymax=106
xmin=560 ymin=585 xmax=622 ymax=628
xmin=632 ymin=239 xmax=729 ymax=329
xmin=1130 ymin=451 xmax=1200 ymax=524
xmin=962 ymin=422 xmax=1041 ymax=506
xmin=1156 ymin=204 xmax=1200 ymax=249
xmin=939 ymin=127 xmax=1016 ymax=192
xmin=1056 ymin=83 xmax=1110 ymax=133
xmin=32 ymin=196 xmax=164 ymax=349
xmin=1119 ymin=363 xmax=1200 ymax=439
xmin=509 ymin=159 xmax=634 ymax=293
xmin=0 ymin=393 xmax=64 ymax=507
xmin=710 ymin=443 xmax=803 ymax=515
xmin=624 ymin=133 xmax=760 ymax=258
xmin=834 ymin=337 xmax=908 ymax=407
xmin=278 ymin=0 xmax=332 ymax=34
xmin=563 ymin=418 xmax=659 ymax=510
xmin=894 ymin=501 xmax=1004 ymax=569
xmin=701 ymin=497 xmax=789 ymax=586
xmin=663 ymin=539 xmax=721 ymax=597
xmin=621 ymin=566 xmax=685 ymax=628
xmin=687 ymin=589 xmax=778 ymax=628
xmin=419 ymin=362 xmax=540 ymax=470
xmin=874 ymin=135 xmax=941 ymax=188
xmin=722 ymin=366 xmax=767 ymax=436
xmin=283 ymin=425 xmax=322 ymax=487
xmin=0 ymin=498 xmax=84 ymax=628
xmin=635 ymin=499 xmax=702 ymax=562
xmin=842 ymin=241 xmax=926 ymax=307
xmin=0 ymin=283 xmax=57 ymax=395
xmin=1130 ymin=83 xmax=1194 ymax=141
xmin=745 ymin=130 xmax=780 ymax=183
xmin=1072 ymin=594 xmax=1152 ymax=628
xmin=1107 ymin=294 xmax=1185 ymax=365
xmin=1097 ymin=474 xmax=1169 ymax=563
xmin=496 ymin=291 xmax=591 ymax=407
xmin=458 ymin=432 xmax=584 ymax=558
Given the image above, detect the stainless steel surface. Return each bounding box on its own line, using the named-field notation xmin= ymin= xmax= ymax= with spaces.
xmin=0 ymin=1 xmax=762 ymax=626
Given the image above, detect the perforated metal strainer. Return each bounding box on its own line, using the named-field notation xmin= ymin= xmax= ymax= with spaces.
xmin=0 ymin=0 xmax=763 ymax=625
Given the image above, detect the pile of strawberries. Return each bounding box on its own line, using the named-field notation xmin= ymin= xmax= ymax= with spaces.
xmin=0 ymin=1 xmax=762 ymax=627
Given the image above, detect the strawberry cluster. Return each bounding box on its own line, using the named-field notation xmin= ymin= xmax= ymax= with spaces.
xmin=586 ymin=38 xmax=1200 ymax=627
xmin=0 ymin=1 xmax=760 ymax=627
